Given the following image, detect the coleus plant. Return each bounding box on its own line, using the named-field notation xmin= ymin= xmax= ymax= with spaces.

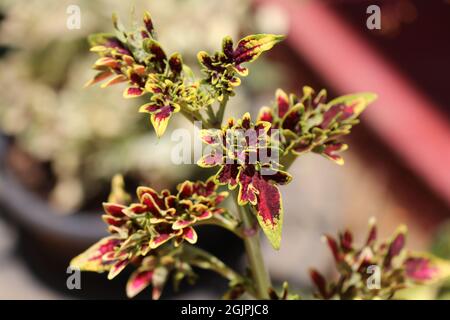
xmin=71 ymin=12 xmax=450 ymax=299
xmin=310 ymin=219 xmax=450 ymax=299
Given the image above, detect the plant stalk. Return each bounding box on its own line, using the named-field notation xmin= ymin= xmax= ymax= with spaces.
xmin=214 ymin=95 xmax=229 ymax=128
xmin=234 ymin=197 xmax=271 ymax=299
xmin=196 ymin=217 xmax=244 ymax=239
xmin=280 ymin=151 xmax=297 ymax=170
xmin=183 ymin=245 xmax=243 ymax=283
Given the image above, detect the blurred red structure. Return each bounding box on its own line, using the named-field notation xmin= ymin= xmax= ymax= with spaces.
xmin=255 ymin=0 xmax=450 ymax=206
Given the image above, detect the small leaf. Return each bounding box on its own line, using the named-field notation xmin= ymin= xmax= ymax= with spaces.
xmin=326 ymin=92 xmax=377 ymax=120
xmin=222 ymin=36 xmax=234 ymax=59
xmin=405 ymin=252 xmax=450 ymax=284
xmin=314 ymin=142 xmax=348 ymax=165
xmin=123 ymin=86 xmax=144 ymax=98
xmin=257 ymin=106 xmax=274 ymax=123
xmin=384 ymin=225 xmax=407 ymax=268
xmin=112 ymin=12 xmax=125 ymax=33
xmin=339 ymin=230 xmax=353 ymax=252
xmin=275 ymin=89 xmax=290 ymax=118
xmin=281 ymin=104 xmax=303 ymax=133
xmin=172 ymin=218 xmax=196 ymax=230
xmin=214 ymin=164 xmax=240 ymax=189
xmin=102 ymin=202 xmax=127 ymax=217
xmin=143 ymin=38 xmax=167 ymax=73
xmin=94 ymin=57 xmax=119 ymax=68
xmin=70 ymin=237 xmax=121 ymax=272
xmin=88 ymin=33 xmax=116 ymax=47
xmin=233 ymin=34 xmax=285 ymax=65
xmin=197 ymin=153 xmax=223 ymax=168
xmin=237 ymin=170 xmax=258 ymax=206
xmin=126 ymin=269 xmax=154 ymax=298
xmin=150 ymin=106 xmax=175 ymax=138
xmin=252 ymin=175 xmax=284 ymax=250
xmin=100 ymin=74 xmax=128 ymax=88
xmin=321 ymin=92 xmax=377 ymax=129
xmin=199 ymin=129 xmax=222 ymax=145
xmin=143 ymin=11 xmax=156 ymax=38
xmin=151 ymin=267 xmax=169 ymax=299
xmin=108 ymin=258 xmax=129 ymax=280
xmin=197 ymin=51 xmax=211 ymax=67
xmin=322 ymin=235 xmax=341 ymax=263
xmin=182 ymin=227 xmax=198 ymax=244
xmin=310 ymin=269 xmax=330 ymax=299
xmin=366 ymin=217 xmax=377 ymax=246
xmin=84 ymin=71 xmax=113 ymax=88
xmin=168 ymin=52 xmax=183 ymax=77
xmin=149 ymin=233 xmax=176 ymax=249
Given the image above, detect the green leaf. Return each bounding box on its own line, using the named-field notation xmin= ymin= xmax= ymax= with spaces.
xmin=70 ymin=236 xmax=121 ymax=273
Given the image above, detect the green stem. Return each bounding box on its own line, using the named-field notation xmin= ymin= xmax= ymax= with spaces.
xmin=193 ymin=111 xmax=211 ymax=128
xmin=196 ymin=217 xmax=244 ymax=239
xmin=183 ymin=245 xmax=243 ymax=283
xmin=182 ymin=244 xmax=257 ymax=297
xmin=280 ymin=151 xmax=297 ymax=170
xmin=233 ymin=195 xmax=271 ymax=299
xmin=180 ymin=109 xmax=197 ymax=123
xmin=206 ymin=104 xmax=216 ymax=124
xmin=214 ymin=95 xmax=229 ymax=128
xmin=180 ymin=109 xmax=213 ymax=129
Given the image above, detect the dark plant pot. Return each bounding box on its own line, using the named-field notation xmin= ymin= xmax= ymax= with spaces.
xmin=0 ymin=135 xmax=243 ymax=299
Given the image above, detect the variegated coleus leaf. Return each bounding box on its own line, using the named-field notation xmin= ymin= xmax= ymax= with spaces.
xmin=257 ymin=86 xmax=377 ymax=165
xmin=138 ymin=69 xmax=205 ymax=137
xmin=126 ymin=256 xmax=170 ymax=299
xmin=125 ymin=244 xmax=241 ymax=299
xmin=71 ymin=174 xmax=236 ymax=298
xmin=310 ymin=218 xmax=450 ymax=300
xmin=198 ymin=34 xmax=284 ymax=100
xmin=139 ymin=75 xmax=183 ymax=137
xmin=404 ymin=252 xmax=450 ymax=285
xmin=86 ymin=12 xmax=194 ymax=138
xmin=233 ymin=34 xmax=285 ymax=71
xmin=123 ymin=177 xmax=231 ymax=249
xmin=143 ymin=38 xmax=167 ymax=74
xmin=139 ymin=102 xmax=180 ymax=138
xmin=70 ymin=236 xmax=125 ymax=273
xmin=197 ymin=113 xmax=291 ymax=249
xmin=85 ymin=16 xmax=149 ymax=97
xmin=125 ymin=246 xmax=201 ymax=299
xmin=237 ymin=165 xmax=290 ymax=249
